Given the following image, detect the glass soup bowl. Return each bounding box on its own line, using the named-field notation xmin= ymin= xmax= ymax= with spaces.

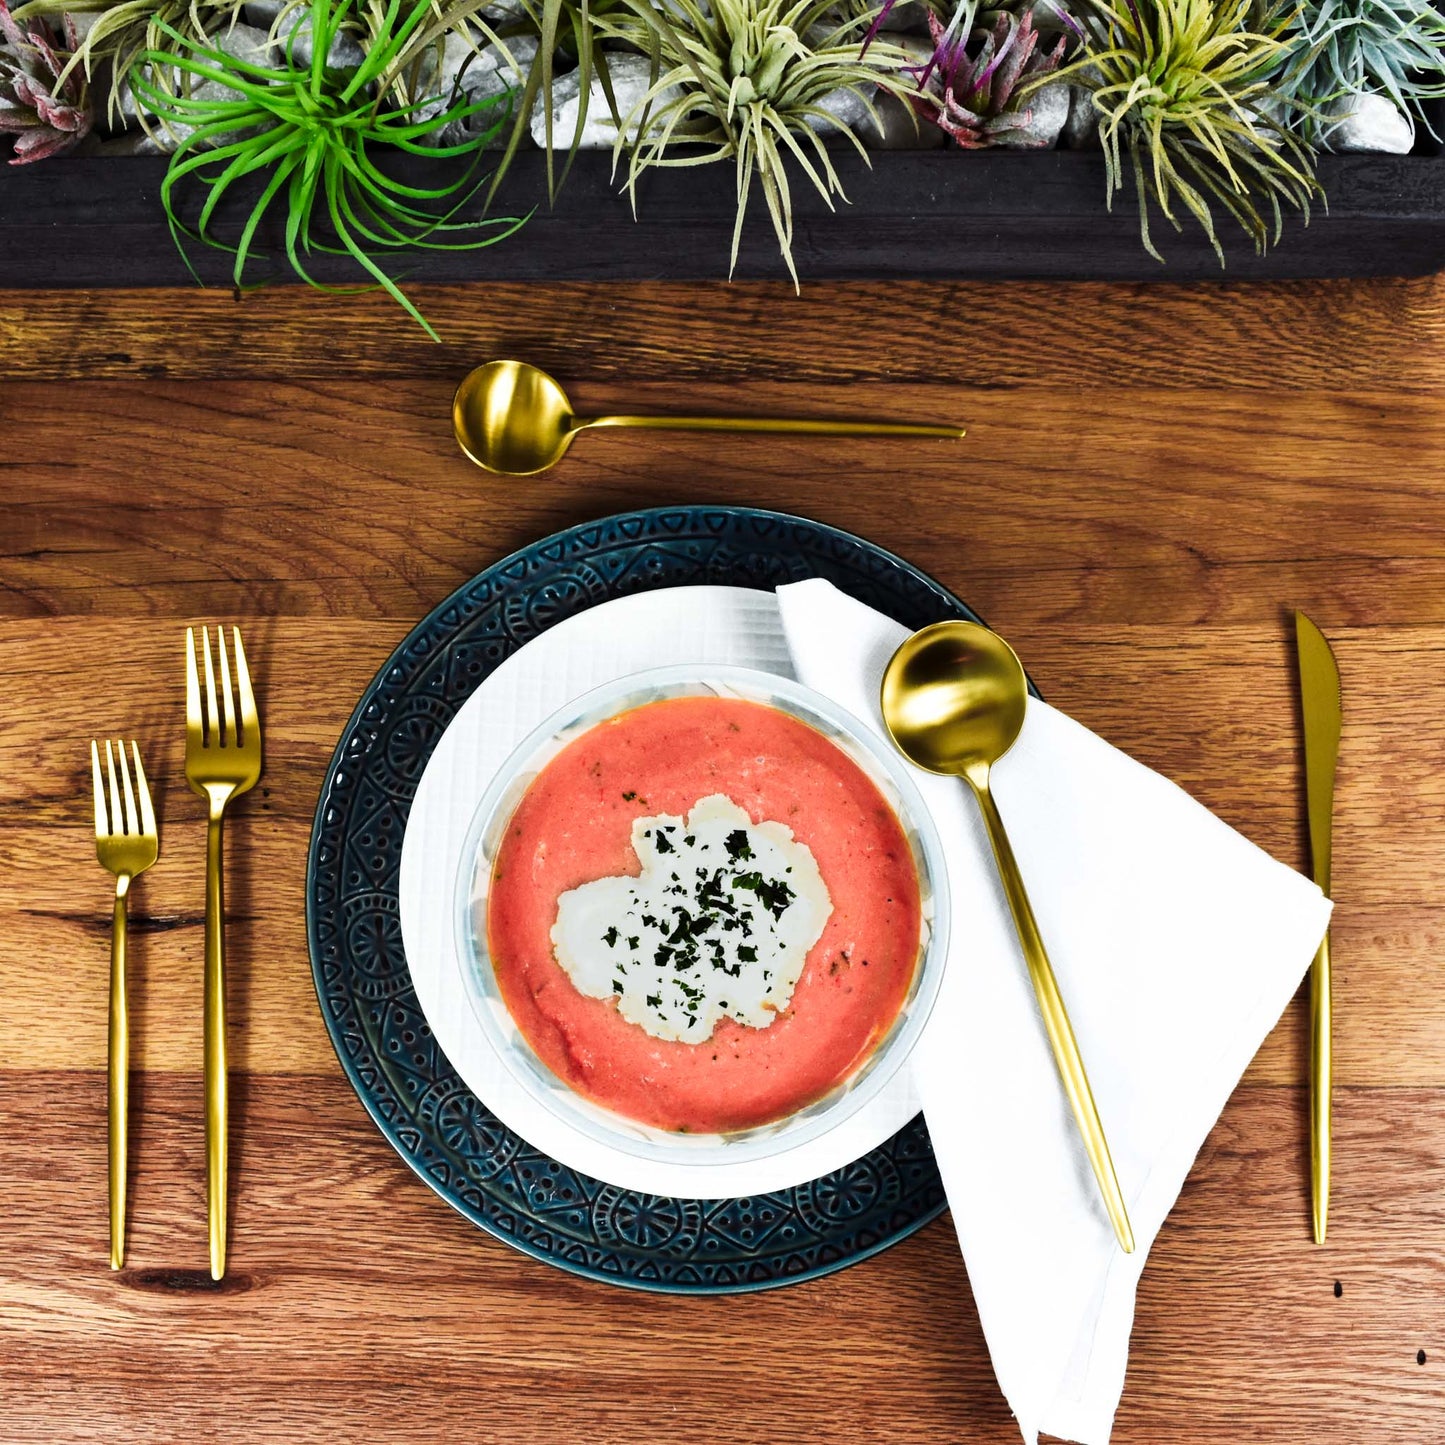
xmin=453 ymin=664 xmax=950 ymax=1172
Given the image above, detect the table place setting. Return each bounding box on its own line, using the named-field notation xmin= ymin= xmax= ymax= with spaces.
xmin=290 ymin=501 xmax=1341 ymax=1445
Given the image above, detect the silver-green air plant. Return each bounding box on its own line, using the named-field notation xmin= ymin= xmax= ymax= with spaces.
xmin=1275 ymin=0 xmax=1445 ymax=142
xmin=595 ymin=0 xmax=918 ymax=286
xmin=1052 ymin=0 xmax=1321 ymax=263
xmin=130 ymin=0 xmax=525 ymax=338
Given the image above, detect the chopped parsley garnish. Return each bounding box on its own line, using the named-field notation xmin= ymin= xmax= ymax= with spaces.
xmin=602 ymin=926 xmax=619 ymax=947
xmin=731 ymin=870 xmax=795 ymax=918
xmin=725 ymin=829 xmax=754 ymax=862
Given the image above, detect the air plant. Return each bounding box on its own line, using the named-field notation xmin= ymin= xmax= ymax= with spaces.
xmin=1052 ymin=0 xmax=1321 ymax=263
xmin=12 ymin=0 xmax=251 ymax=127
xmin=912 ymin=6 xmax=1070 ymax=148
xmin=1275 ymin=0 xmax=1445 ymax=141
xmin=0 ymin=0 xmax=92 ymax=160
xmin=595 ymin=0 xmax=918 ymax=287
xmin=130 ymin=0 xmax=525 ymax=339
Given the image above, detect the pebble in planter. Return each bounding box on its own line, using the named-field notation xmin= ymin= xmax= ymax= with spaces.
xmin=113 ymin=21 xmax=275 ymax=153
xmin=1321 ymin=90 xmax=1415 ymax=152
xmin=527 ymin=51 xmax=683 ymax=149
xmin=424 ymin=31 xmax=539 ymax=143
xmin=242 ymin=0 xmax=367 ymax=68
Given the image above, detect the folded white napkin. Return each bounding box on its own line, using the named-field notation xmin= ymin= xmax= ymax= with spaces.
xmin=776 ymin=579 xmax=1332 ymax=1445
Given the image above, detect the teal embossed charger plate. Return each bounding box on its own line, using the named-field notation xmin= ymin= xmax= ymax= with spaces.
xmin=306 ymin=506 xmax=1027 ymax=1292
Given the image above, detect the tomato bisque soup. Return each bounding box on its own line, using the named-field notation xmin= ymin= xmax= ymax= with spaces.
xmin=486 ymin=694 xmax=924 ymax=1134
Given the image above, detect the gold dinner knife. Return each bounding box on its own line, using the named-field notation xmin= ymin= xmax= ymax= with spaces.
xmin=1295 ymin=611 xmax=1341 ymax=1246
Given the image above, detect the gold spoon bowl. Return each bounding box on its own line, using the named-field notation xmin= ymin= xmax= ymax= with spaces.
xmin=881 ymin=620 xmax=1136 ymax=1254
xmin=452 ymin=360 xmax=968 ymax=477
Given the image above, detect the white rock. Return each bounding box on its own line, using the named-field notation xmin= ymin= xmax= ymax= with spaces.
xmin=859 ymin=37 xmax=944 ymax=149
xmin=876 ymin=0 xmax=929 ymax=30
xmin=528 ymin=52 xmax=681 ymax=150
xmin=425 ymin=34 xmax=539 ymax=146
xmin=242 ymin=1 xmax=365 ymax=68
xmin=861 ymin=90 xmax=946 ymax=148
xmin=1063 ymin=81 xmax=1099 ymax=148
xmin=990 ymin=77 xmax=1068 ymax=149
xmin=1320 ymin=91 xmax=1414 ymax=154
xmin=807 ymin=83 xmax=876 ymax=136
xmin=118 ymin=23 xmax=276 ymax=150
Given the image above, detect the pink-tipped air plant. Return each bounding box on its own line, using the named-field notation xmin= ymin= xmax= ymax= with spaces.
xmin=912 ymin=7 xmax=1071 ymax=148
xmin=0 ymin=0 xmax=92 ymax=162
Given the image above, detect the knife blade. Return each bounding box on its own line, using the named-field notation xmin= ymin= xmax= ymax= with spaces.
xmin=1295 ymin=610 xmax=1341 ymax=1245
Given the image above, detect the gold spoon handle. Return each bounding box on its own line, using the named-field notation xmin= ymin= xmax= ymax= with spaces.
xmin=969 ymin=773 xmax=1136 ymax=1254
xmin=577 ymin=415 xmax=966 ymax=440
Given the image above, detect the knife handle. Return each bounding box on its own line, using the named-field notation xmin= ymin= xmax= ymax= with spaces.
xmin=1311 ymin=929 xmax=1332 ymax=1245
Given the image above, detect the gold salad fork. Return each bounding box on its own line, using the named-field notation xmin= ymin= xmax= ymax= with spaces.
xmin=91 ymin=739 xmax=158 ymax=1271
xmin=184 ymin=626 xmax=261 ymax=1281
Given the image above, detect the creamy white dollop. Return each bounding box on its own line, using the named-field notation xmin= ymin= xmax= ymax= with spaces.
xmin=550 ymin=794 xmax=832 ymax=1043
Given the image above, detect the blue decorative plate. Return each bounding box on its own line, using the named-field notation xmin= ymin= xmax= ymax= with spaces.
xmin=307 ymin=506 xmax=1014 ymax=1293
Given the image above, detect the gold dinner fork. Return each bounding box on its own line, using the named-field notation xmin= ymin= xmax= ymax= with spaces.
xmin=91 ymin=739 xmax=158 ymax=1271
xmin=184 ymin=626 xmax=261 ymax=1281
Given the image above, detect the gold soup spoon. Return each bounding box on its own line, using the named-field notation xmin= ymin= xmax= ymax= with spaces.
xmin=880 ymin=620 xmax=1135 ymax=1254
xmin=452 ymin=360 xmax=967 ymax=476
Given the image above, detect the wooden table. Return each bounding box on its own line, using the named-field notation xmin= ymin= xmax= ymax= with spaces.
xmin=2 ymin=277 xmax=1442 ymax=1443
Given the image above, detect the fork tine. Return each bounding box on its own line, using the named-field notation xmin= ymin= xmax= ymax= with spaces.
xmin=232 ymin=627 xmax=257 ymax=740
xmin=186 ymin=626 xmax=203 ymax=733
xmin=105 ymin=741 xmax=124 ymax=840
xmin=132 ymin=743 xmax=156 ymax=838
xmin=116 ymin=737 xmax=139 ymax=837
xmin=202 ymin=625 xmax=221 ymax=746
xmin=216 ymin=625 xmax=237 ymax=750
xmin=91 ymin=739 xmax=109 ymax=838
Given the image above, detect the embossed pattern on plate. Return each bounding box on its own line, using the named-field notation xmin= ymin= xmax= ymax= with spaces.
xmin=307 ymin=506 xmax=1021 ymax=1292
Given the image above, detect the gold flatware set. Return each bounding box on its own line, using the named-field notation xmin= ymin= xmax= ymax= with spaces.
xmin=90 ymin=368 xmax=1337 ymax=1270
xmin=92 ymin=626 xmax=262 ymax=1278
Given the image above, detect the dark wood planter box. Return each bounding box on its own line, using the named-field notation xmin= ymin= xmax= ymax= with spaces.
xmin=5 ymin=133 xmax=1445 ymax=286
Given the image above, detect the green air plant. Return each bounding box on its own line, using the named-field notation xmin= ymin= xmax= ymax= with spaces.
xmin=1275 ymin=0 xmax=1445 ymax=141
xmin=1052 ymin=0 xmax=1321 ymax=263
xmin=594 ymin=0 xmax=918 ymax=287
xmin=128 ymin=0 xmax=525 ymax=339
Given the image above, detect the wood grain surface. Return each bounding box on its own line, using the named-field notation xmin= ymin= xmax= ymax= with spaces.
xmin=1 ymin=275 xmax=1442 ymax=1444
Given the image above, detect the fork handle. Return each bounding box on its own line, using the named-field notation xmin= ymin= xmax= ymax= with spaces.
xmin=204 ymin=804 xmax=228 ymax=1281
xmin=109 ymin=879 xmax=130 ymax=1271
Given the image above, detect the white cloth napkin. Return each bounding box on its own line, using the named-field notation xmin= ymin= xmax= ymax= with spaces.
xmin=775 ymin=579 xmax=1332 ymax=1445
